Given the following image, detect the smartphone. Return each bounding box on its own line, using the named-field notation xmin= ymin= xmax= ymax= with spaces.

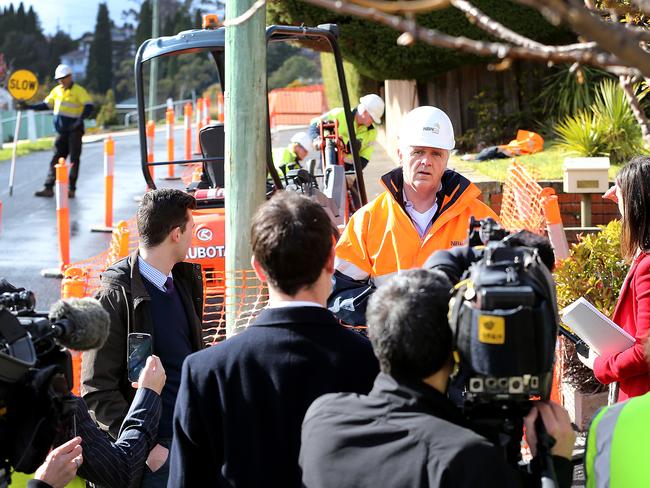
xmin=127 ymin=332 xmax=152 ymax=383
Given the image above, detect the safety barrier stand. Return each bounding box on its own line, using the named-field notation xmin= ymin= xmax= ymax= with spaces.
xmin=106 ymin=220 xmax=131 ymax=267
xmin=184 ymin=102 xmax=193 ymax=162
xmin=42 ymin=158 xmax=70 ymax=278
xmin=162 ymin=108 xmax=180 ymax=180
xmin=204 ymin=96 xmax=211 ymax=126
xmin=91 ymin=137 xmax=115 ymax=232
xmin=61 ymin=266 xmax=90 ymax=395
xmin=218 ymin=92 xmax=225 ymax=123
xmin=146 ymin=120 xmax=156 ymax=185
xmin=194 ymin=97 xmax=204 ymax=155
xmin=540 ymin=187 xmax=570 ymax=264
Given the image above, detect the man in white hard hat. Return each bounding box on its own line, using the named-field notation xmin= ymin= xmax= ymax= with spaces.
xmin=272 ymin=131 xmax=312 ymax=183
xmin=329 ymin=106 xmax=498 ymax=326
xmin=22 ymin=64 xmax=93 ymax=198
xmin=309 ymin=93 xmax=384 ymax=169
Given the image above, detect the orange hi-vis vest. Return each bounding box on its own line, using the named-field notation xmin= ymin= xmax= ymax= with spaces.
xmin=335 ymin=168 xmax=499 ymax=287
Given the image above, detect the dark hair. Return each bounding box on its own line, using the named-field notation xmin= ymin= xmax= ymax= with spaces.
xmin=617 ymin=156 xmax=650 ymax=261
xmin=505 ymin=231 xmax=555 ymax=271
xmin=137 ymin=189 xmax=196 ymax=248
xmin=251 ymin=192 xmax=337 ymax=296
xmin=367 ymin=269 xmax=453 ymax=379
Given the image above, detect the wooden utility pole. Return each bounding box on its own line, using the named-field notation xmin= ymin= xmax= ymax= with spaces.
xmin=224 ymin=0 xmax=267 ymax=336
xmin=148 ymin=0 xmax=159 ymax=121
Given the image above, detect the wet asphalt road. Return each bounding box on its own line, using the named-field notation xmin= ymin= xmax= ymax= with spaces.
xmin=0 ymin=126 xmax=299 ymax=310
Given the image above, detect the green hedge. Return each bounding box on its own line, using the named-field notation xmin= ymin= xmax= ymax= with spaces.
xmin=267 ymin=0 xmax=574 ymax=80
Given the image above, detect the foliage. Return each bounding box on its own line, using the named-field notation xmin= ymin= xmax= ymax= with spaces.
xmin=554 ymin=79 xmax=645 ymax=164
xmin=554 ymin=221 xmax=630 ymax=392
xmin=267 ymin=42 xmax=301 ymax=74
xmin=86 ymin=3 xmax=113 ymax=93
xmin=320 ymin=53 xmax=377 ymax=110
xmin=0 ymin=138 xmax=54 ymax=161
xmin=135 ymin=0 xmax=152 ymax=49
xmin=538 ymin=66 xmax=612 ymax=120
xmin=554 ymin=111 xmax=607 ymax=158
xmin=96 ymin=89 xmax=118 ymax=127
xmin=268 ymin=55 xmax=319 ymax=90
xmin=267 ymin=0 xmax=574 ymax=80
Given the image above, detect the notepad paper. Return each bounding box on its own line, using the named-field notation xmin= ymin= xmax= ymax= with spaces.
xmin=560 ymin=297 xmax=635 ymax=356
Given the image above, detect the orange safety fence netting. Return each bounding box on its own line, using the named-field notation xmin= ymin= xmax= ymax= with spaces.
xmin=499 ymin=160 xmax=546 ymax=235
xmin=268 ymin=84 xmax=328 ymax=128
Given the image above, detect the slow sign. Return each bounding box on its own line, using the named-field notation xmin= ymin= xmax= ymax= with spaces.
xmin=7 ymin=69 xmax=39 ymax=100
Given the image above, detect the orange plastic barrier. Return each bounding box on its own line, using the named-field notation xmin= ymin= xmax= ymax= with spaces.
xmin=217 ymin=92 xmax=224 ymax=123
xmin=184 ymin=102 xmax=192 ymax=161
xmin=204 ymin=96 xmax=211 ymax=126
xmin=268 ymin=85 xmax=327 ymax=128
xmin=55 ymin=158 xmax=70 ymax=270
xmin=165 ymin=108 xmax=176 ymax=179
xmin=499 ymin=160 xmax=546 ymax=235
xmin=195 ymin=97 xmax=204 ymax=155
xmin=104 ymin=137 xmax=115 ymax=229
xmin=499 ymin=130 xmax=544 ymax=156
xmin=146 ymin=120 xmax=155 ymax=184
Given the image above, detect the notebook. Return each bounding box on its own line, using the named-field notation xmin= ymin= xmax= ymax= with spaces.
xmin=560 ymin=297 xmax=635 ymax=356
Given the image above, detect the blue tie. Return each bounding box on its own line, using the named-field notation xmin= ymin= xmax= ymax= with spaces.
xmin=164 ymin=277 xmax=174 ymax=295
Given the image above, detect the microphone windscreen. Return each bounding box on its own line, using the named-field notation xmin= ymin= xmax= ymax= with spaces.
xmin=48 ymin=297 xmax=110 ymax=351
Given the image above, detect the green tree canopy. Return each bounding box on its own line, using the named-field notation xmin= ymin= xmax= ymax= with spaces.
xmin=267 ymin=0 xmax=574 ymax=80
xmin=86 ymin=3 xmax=114 ymax=92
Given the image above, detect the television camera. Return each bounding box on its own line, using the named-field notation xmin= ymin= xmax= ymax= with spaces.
xmin=0 ymin=281 xmax=109 ymax=486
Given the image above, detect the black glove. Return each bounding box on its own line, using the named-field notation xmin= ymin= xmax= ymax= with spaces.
xmin=72 ymin=118 xmax=83 ymax=130
xmin=15 ymin=100 xmax=29 ymax=110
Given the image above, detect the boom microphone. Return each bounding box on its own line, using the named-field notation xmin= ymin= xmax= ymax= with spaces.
xmin=48 ymin=298 xmax=110 ymax=351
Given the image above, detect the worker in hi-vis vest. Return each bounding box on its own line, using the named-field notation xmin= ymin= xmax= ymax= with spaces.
xmin=272 ymin=132 xmax=312 ymax=183
xmin=21 ymin=64 xmax=93 ymax=199
xmin=309 ymin=94 xmax=384 ymax=170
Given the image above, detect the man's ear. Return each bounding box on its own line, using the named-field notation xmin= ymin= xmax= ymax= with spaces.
xmin=325 ymin=245 xmax=335 ymax=275
xmin=170 ymin=226 xmax=182 ymax=244
xmin=251 ymin=255 xmax=267 ymax=283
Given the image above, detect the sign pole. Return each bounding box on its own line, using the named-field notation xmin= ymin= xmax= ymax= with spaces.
xmin=8 ymin=109 xmax=22 ymax=196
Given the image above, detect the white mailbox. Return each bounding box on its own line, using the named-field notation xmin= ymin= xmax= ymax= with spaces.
xmin=563 ymin=157 xmax=610 ymax=193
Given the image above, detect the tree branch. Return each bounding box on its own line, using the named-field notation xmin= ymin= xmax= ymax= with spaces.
xmin=515 ymin=0 xmax=650 ymax=77
xmin=347 ymin=0 xmax=451 ymax=14
xmin=300 ymin=0 xmax=636 ymax=74
xmin=619 ymin=75 xmax=650 ymax=144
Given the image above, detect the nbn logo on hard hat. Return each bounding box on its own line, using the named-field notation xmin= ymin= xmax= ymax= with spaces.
xmin=423 ymin=123 xmax=440 ymax=134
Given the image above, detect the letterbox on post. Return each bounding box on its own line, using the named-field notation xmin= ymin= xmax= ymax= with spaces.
xmin=563 ymin=157 xmax=610 ymax=227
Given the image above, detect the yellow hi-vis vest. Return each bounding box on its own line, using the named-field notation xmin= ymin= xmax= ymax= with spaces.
xmin=311 ymin=107 xmax=377 ymax=162
xmin=335 ymin=168 xmax=498 ymax=287
xmin=44 ymin=83 xmax=92 ymax=118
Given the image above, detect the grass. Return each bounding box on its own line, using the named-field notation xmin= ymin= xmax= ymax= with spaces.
xmin=0 ymin=138 xmax=54 ymax=161
xmin=453 ymin=145 xmax=623 ymax=182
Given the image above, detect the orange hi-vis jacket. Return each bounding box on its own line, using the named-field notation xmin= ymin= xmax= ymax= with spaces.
xmin=329 ymin=167 xmax=498 ymax=325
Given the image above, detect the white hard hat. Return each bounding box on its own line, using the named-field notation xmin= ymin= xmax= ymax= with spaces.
xmin=358 ymin=94 xmax=385 ymax=125
xmin=398 ymin=106 xmax=455 ymax=151
xmin=290 ymin=131 xmax=312 ymax=152
xmin=54 ymin=64 xmax=72 ymax=80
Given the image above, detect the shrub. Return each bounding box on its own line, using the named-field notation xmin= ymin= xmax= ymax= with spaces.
xmin=554 ymin=79 xmax=645 ymax=163
xmin=554 ymin=220 xmax=630 ymax=392
xmin=268 ymin=55 xmax=319 ymax=90
xmin=96 ymin=89 xmax=118 ymax=128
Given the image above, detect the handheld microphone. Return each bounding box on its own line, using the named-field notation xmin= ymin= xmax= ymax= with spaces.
xmin=48 ymin=297 xmax=110 ymax=351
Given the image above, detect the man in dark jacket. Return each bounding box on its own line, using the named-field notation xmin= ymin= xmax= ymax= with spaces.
xmin=168 ymin=192 xmax=379 ymax=487
xmin=300 ymin=269 xmax=575 ymax=488
xmin=81 ymin=189 xmax=203 ymax=488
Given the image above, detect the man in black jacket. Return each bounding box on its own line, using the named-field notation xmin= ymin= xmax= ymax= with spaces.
xmin=168 ymin=192 xmax=379 ymax=487
xmin=81 ymin=189 xmax=203 ymax=488
xmin=300 ymin=269 xmax=575 ymax=488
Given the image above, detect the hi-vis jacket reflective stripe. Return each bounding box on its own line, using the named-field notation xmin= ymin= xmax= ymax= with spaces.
xmin=310 ymin=108 xmax=377 ymax=162
xmin=44 ymin=83 xmax=92 ymax=118
xmin=329 ymin=167 xmax=498 ymax=325
xmin=586 ymin=392 xmax=650 ymax=488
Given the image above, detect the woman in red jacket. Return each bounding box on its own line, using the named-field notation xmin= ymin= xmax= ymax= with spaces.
xmin=579 ymin=157 xmax=650 ymax=401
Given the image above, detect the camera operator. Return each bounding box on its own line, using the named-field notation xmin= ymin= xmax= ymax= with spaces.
xmin=300 ymin=269 xmax=575 ymax=488
xmin=28 ymin=355 xmax=166 ymax=488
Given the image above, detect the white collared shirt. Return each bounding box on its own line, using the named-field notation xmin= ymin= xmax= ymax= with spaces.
xmin=138 ymin=254 xmax=173 ymax=292
xmin=403 ymin=186 xmax=441 ymax=238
